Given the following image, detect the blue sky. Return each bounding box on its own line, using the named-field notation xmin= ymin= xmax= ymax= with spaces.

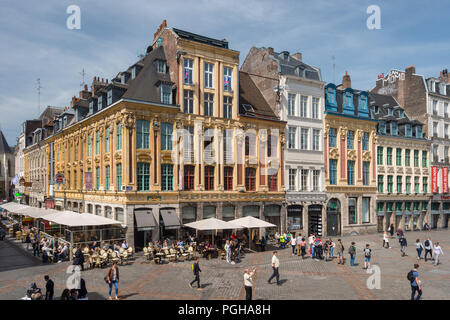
xmin=1 ymin=0 xmax=449 ymax=146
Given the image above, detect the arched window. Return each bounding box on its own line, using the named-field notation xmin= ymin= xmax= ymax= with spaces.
xmin=136 ymin=120 xmax=150 ymax=149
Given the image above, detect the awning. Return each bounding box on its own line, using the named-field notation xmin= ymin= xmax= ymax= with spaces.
xmin=184 ymin=218 xmax=242 ymax=230
xmin=134 ymin=210 xmax=156 ymax=231
xmin=43 ymin=211 xmax=123 ymax=227
xmin=0 ymin=202 xmax=29 ymax=212
xmin=15 ymin=207 xmax=58 ymax=219
xmin=160 ymin=209 xmax=181 ymax=229
xmin=231 ymin=216 xmax=276 ymax=228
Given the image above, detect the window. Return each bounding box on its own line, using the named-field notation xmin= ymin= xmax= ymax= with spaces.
xmin=405 ymin=124 xmax=412 ymax=137
xmin=157 ymin=60 xmax=166 ymax=73
xmin=387 ymin=175 xmax=393 ymax=193
xmin=137 ymin=162 xmax=150 ymax=191
xmin=245 ymin=167 xmax=256 ymax=191
xmin=387 ymin=147 xmax=392 ymax=165
xmin=362 ymin=197 xmax=370 ymax=223
xmin=204 ymin=62 xmax=214 ymax=88
xmin=395 ymin=148 xmax=402 ymax=166
xmin=300 ymin=169 xmax=308 ymax=191
xmin=300 ymin=128 xmax=309 ymax=150
xmin=204 ymin=166 xmax=214 ymax=190
xmin=405 ymin=149 xmax=411 ymax=166
xmin=329 ymin=128 xmax=337 ymax=147
xmin=287 ymin=94 xmax=296 ymax=116
xmin=416 ymin=125 xmax=423 ymax=138
xmin=391 ymin=122 xmax=398 ymax=135
xmin=288 ymin=127 xmax=297 ymax=149
xmin=204 ymin=93 xmax=214 ymax=116
xmin=105 ymin=166 xmax=110 ymax=190
xmin=423 ymin=177 xmax=428 ymax=193
xmin=397 ymin=176 xmax=402 ymax=193
xmin=312 ymin=129 xmax=320 ymax=151
xmin=414 ymin=176 xmax=420 ymax=193
xmin=161 ymin=84 xmax=172 ymax=104
xmin=268 ymin=174 xmax=277 ymax=191
xmin=223 ymin=96 xmax=232 ymax=119
xmin=183 ymin=126 xmax=194 ymax=163
xmin=377 ymin=175 xmax=384 ymax=193
xmin=422 ymin=151 xmax=427 ymax=167
xmin=98 ymin=96 xmax=103 ymax=110
xmin=362 ymin=132 xmax=368 ymax=151
xmin=204 ymin=128 xmax=214 ymax=163
xmin=131 ymin=67 xmax=136 ymax=80
xmin=224 ymin=167 xmax=233 ymax=191
xmin=288 ymin=169 xmax=297 ymax=191
xmin=348 ymin=198 xmax=357 ymax=225
xmin=414 ymin=150 xmax=419 ymax=167
xmin=136 ymin=120 xmax=150 ymax=149
xmin=363 ymin=161 xmax=369 ymax=186
xmin=347 ymin=130 xmax=354 ymax=149
xmin=184 ymin=165 xmax=195 ymax=190
xmin=88 ymin=134 xmax=92 ymax=156
xmin=330 ymin=159 xmax=337 ymax=185
xmin=161 ymin=164 xmax=173 ymax=191
xmin=379 ymin=121 xmax=386 ymax=134
xmin=161 ymin=122 xmax=173 ymax=151
xmin=377 ymin=146 xmax=383 ymax=165
xmin=95 ymin=131 xmax=100 ymax=154
xmin=224 ymin=67 xmax=232 ymax=92
xmin=347 ymin=160 xmax=355 ymax=185
xmin=312 ymin=97 xmax=319 ymax=119
xmin=223 ymin=129 xmax=233 ymax=164
xmin=433 ymin=122 xmax=438 ymax=137
xmin=116 ymin=123 xmax=122 ymax=150
xmin=388 ymin=108 xmax=393 ymax=116
xmin=116 ymin=163 xmax=122 ymax=191
xmin=300 ymin=96 xmax=308 ymax=118
xmin=406 ymin=176 xmax=411 ymax=194
xmin=183 ymin=90 xmax=194 ymax=114
xmin=96 ymin=167 xmax=100 ymax=190
xmin=326 ymin=86 xmax=336 ymax=105
xmin=245 ymin=136 xmax=249 ymax=156
xmin=312 ymin=170 xmax=320 ymax=191
xmin=107 ymin=90 xmax=112 ymax=105
xmin=105 ymin=127 xmax=110 ymax=153
xmin=183 ymin=59 xmax=193 ymax=85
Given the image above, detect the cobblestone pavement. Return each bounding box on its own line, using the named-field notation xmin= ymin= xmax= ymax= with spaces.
xmin=0 ymin=229 xmax=449 ymax=300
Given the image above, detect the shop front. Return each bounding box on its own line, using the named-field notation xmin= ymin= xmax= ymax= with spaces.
xmin=287 ymin=205 xmax=302 ymax=233
xmin=431 ymin=202 xmax=440 ymax=229
xmin=181 ymin=206 xmax=197 ymax=238
xmin=309 ymin=204 xmax=323 ymax=237
xmin=395 ymin=202 xmax=403 ymax=229
xmin=326 ymin=200 xmax=339 ymax=236
xmin=133 ymin=208 xmax=156 ymax=250
xmin=159 ymin=208 xmax=181 ymax=241
xmin=377 ymin=202 xmax=384 ymax=232
xmin=263 ymin=205 xmax=281 ymax=235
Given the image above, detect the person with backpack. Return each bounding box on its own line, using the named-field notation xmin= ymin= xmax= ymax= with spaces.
xmin=363 ymin=244 xmax=372 ymax=270
xmin=189 ymin=258 xmax=202 ymax=290
xmin=415 ymin=239 xmax=424 ymax=260
xmin=300 ymin=237 xmax=307 ymax=259
xmin=424 ymin=237 xmax=433 ymax=262
xmin=348 ymin=242 xmax=356 ymax=266
xmin=399 ymin=235 xmax=408 ymax=257
xmin=408 ymin=264 xmax=422 ymax=300
xmin=336 ymin=239 xmax=344 ymax=264
xmin=106 ymin=262 xmax=119 ymax=300
xmin=433 ymin=242 xmax=444 ymax=266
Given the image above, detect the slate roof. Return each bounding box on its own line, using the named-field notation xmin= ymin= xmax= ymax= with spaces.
xmin=0 ymin=130 xmax=11 ymax=154
xmin=172 ymin=28 xmax=229 ymax=49
xmin=273 ymin=51 xmax=321 ymax=81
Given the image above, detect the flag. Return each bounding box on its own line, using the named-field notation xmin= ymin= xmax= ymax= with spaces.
xmin=184 ymin=69 xmax=189 ymax=80
xmin=224 ymin=75 xmax=230 ymax=86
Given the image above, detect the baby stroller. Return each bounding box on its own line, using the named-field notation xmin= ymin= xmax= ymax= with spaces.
xmin=25 ymin=283 xmax=42 ymax=300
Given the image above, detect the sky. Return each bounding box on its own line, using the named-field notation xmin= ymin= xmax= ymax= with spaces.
xmin=1 ymin=0 xmax=449 ymax=147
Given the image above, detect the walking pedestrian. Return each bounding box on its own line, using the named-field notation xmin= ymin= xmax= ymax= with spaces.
xmin=433 ymin=242 xmax=444 ymax=266
xmin=408 ymin=264 xmax=422 ymax=300
xmin=424 ymin=237 xmax=433 ymax=262
xmin=225 ymin=240 xmax=231 ymax=263
xmin=44 ymin=275 xmax=54 ymax=300
xmin=243 ymin=267 xmax=256 ymax=300
xmin=300 ymin=238 xmax=307 ymax=259
xmin=296 ymin=234 xmax=302 ymax=256
xmin=400 ymin=235 xmax=408 ymax=257
xmin=336 ymin=239 xmax=344 ymax=264
xmin=267 ymin=251 xmax=281 ymax=285
xmin=308 ymin=234 xmax=315 ymax=257
xmin=328 ymin=238 xmax=335 ymax=259
xmin=348 ymin=242 xmax=356 ymax=266
xmin=189 ymin=257 xmax=202 ymax=290
xmin=383 ymin=232 xmax=391 ymax=248
xmin=25 ymin=233 xmax=31 ymax=250
xmin=363 ymin=244 xmax=372 ymax=270
xmin=415 ymin=239 xmax=424 ymax=260
xmin=106 ymin=261 xmax=119 ymax=300
xmin=389 ymin=223 xmax=394 ymax=237
xmin=73 ymin=246 xmax=84 ymax=271
xmin=32 ymin=237 xmax=40 ymax=256
xmin=291 ymin=236 xmax=297 ymax=255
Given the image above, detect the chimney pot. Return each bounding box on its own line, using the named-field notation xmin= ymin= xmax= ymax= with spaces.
xmin=267 ymin=47 xmax=274 ymax=55
xmin=292 ymin=52 xmax=302 ymax=61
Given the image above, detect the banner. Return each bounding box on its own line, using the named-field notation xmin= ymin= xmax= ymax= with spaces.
xmin=443 ymin=167 xmax=449 ymax=194
xmin=85 ymin=172 xmax=93 ymax=191
xmin=431 ymin=166 xmax=438 ymax=193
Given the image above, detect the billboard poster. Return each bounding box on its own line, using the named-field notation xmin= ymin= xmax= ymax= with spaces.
xmin=443 ymin=167 xmax=449 ymax=194
xmin=85 ymin=172 xmax=93 ymax=191
xmin=431 ymin=166 xmax=438 ymax=193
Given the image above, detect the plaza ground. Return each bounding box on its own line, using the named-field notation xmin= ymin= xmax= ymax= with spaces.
xmin=0 ymin=229 xmax=449 ymax=300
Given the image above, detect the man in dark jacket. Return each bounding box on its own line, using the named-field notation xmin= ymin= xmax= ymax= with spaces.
xmin=73 ymin=247 xmax=84 ymax=271
xmin=44 ymin=275 xmax=54 ymax=300
xmin=189 ymin=258 xmax=202 ymax=290
xmin=400 ymin=235 xmax=408 ymax=257
xmin=77 ymin=278 xmax=88 ymax=300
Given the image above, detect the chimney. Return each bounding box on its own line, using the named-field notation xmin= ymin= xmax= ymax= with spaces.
xmin=342 ymin=71 xmax=351 ymax=89
xmin=292 ymin=52 xmax=302 ymax=61
xmin=405 ymin=65 xmax=415 ymax=76
xmin=441 ymin=69 xmax=450 ymax=84
xmin=267 ymin=47 xmax=274 ymax=55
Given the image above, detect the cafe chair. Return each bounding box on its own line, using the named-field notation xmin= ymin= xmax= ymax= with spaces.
xmin=164 ymin=249 xmax=175 ymax=263
xmin=143 ymin=247 xmax=150 ymax=261
xmin=111 ymin=252 xmax=120 ymax=265
xmin=150 ymin=251 xmax=161 ymax=264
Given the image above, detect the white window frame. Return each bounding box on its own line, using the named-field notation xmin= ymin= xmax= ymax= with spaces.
xmin=204 ymin=62 xmax=214 ymax=89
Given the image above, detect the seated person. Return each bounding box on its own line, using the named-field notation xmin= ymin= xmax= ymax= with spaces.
xmin=121 ymin=240 xmax=129 ymax=250
xmin=27 ymin=282 xmax=42 ymax=300
xmin=90 ymin=241 xmax=98 ymax=253
xmin=56 ymin=243 xmax=68 ymax=262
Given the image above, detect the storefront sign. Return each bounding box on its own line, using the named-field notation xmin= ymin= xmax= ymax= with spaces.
xmin=84 ymin=172 xmax=93 ymax=190
xmin=431 ymin=166 xmax=438 ymax=193
xmin=443 ymin=167 xmax=449 ymax=194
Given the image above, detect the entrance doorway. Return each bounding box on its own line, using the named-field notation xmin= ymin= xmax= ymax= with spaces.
xmin=308 ymin=204 xmax=323 ymax=236
xmin=326 ymin=200 xmax=340 ymax=236
xmin=431 ymin=214 xmax=440 ymax=229
xmin=377 ymin=215 xmax=384 ymax=232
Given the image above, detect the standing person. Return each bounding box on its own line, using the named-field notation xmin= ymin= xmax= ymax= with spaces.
xmin=363 ymin=244 xmax=372 ymax=270
xmin=189 ymin=258 xmax=202 ymax=290
xmin=267 ymin=251 xmax=281 ymax=285
xmin=400 ymin=235 xmax=408 ymax=257
xmin=433 ymin=242 xmax=444 ymax=266
xmin=77 ymin=278 xmax=88 ymax=300
xmin=389 ymin=223 xmax=394 ymax=237
xmin=106 ymin=262 xmax=119 ymax=300
xmin=73 ymin=247 xmax=84 ymax=271
xmin=25 ymin=233 xmax=31 ymax=250
xmin=336 ymin=239 xmax=344 ymax=264
xmin=291 ymin=235 xmax=297 ymax=256
xmin=415 ymin=239 xmax=424 ymax=260
xmin=424 ymin=237 xmax=433 ymax=262
xmin=408 ymin=264 xmax=422 ymax=300
xmin=296 ymin=234 xmax=302 ymax=256
xmin=32 ymin=237 xmax=40 ymax=256
xmin=329 ymin=239 xmax=335 ymax=260
xmin=243 ymin=267 xmax=256 ymax=300
xmin=300 ymin=238 xmax=307 ymax=259
xmin=225 ymin=240 xmax=231 ymax=263
xmin=261 ymin=236 xmax=267 ymax=252
xmin=383 ymin=232 xmax=391 ymax=249
xmin=308 ymin=234 xmax=315 ymax=257
xmin=348 ymin=242 xmax=356 ymax=266
xmin=44 ymin=275 xmax=54 ymax=300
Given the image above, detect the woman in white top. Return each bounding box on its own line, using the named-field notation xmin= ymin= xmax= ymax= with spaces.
xmin=433 ymin=242 xmax=444 ymax=266
xmin=383 ymin=232 xmax=391 ymax=248
xmin=415 ymin=239 xmax=424 ymax=260
xmin=224 ymin=240 xmax=231 ymax=263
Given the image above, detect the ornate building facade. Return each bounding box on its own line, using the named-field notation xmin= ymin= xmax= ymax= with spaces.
xmin=0 ymin=130 xmax=14 ymax=201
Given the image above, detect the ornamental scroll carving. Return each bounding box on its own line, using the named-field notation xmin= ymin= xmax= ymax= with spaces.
xmin=121 ymin=111 xmax=136 ymax=129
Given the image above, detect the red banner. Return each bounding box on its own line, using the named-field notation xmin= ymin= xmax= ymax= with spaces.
xmin=431 ymin=166 xmax=438 ymax=193
xmin=443 ymin=167 xmax=449 ymax=194
xmin=85 ymin=172 xmax=93 ymax=191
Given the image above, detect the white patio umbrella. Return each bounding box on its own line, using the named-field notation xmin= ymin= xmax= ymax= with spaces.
xmin=230 ymin=216 xmax=276 ymax=251
xmin=184 ymin=218 xmax=243 ymax=246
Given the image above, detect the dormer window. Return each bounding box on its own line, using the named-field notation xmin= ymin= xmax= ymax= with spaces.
xmin=391 ymin=121 xmax=398 ymax=135
xmin=399 ymin=110 xmax=405 ymax=118
xmin=160 ymin=84 xmax=172 ymax=104
xmin=440 ymin=82 xmax=446 ymax=95
xmin=156 ymin=60 xmax=166 ymax=73
xmin=388 ymin=107 xmax=393 ymax=116
xmin=131 ymin=67 xmax=136 ymax=80
xmin=325 ymin=84 xmax=337 ymax=111
xmin=379 ymin=121 xmax=386 ymax=134
xmin=405 ymin=124 xmax=412 ymax=137
xmin=416 ymin=125 xmax=423 ymax=138
xmin=121 ymin=73 xmax=126 ymax=84
xmin=89 ymin=101 xmax=93 ymax=114
xmin=98 ymin=96 xmax=103 ymax=110
xmin=374 ymin=106 xmax=379 ymax=114
xmin=107 ymin=89 xmax=113 ymax=105
xmin=343 ymin=89 xmax=354 ymax=115
xmin=358 ymin=92 xmax=369 ymax=117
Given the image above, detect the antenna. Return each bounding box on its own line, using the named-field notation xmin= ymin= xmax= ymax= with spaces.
xmin=36 ymin=78 xmax=42 ymax=115
xmin=331 ymin=55 xmax=336 ymax=84
xmin=79 ymin=68 xmax=86 ymax=88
